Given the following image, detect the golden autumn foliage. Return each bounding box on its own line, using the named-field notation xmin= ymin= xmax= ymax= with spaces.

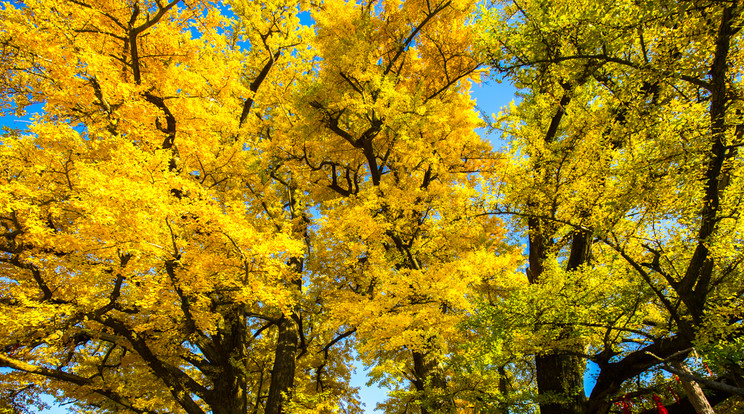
xmin=3 ymin=0 xmax=743 ymax=413
xmin=0 ymin=0 xmax=517 ymax=413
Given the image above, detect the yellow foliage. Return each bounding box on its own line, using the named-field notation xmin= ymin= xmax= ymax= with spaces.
xmin=0 ymin=0 xmax=516 ymax=412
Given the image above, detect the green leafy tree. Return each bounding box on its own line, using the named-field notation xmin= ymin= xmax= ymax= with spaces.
xmin=475 ymin=0 xmax=744 ymax=412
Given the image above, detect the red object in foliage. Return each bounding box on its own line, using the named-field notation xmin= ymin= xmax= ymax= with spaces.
xmin=616 ymin=395 xmax=632 ymax=414
xmin=653 ymin=395 xmax=668 ymax=414
xmin=667 ymin=384 xmax=680 ymax=403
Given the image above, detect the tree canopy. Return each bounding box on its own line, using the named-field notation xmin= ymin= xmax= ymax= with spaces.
xmin=0 ymin=0 xmax=742 ymax=414
xmin=472 ymin=0 xmax=744 ymax=412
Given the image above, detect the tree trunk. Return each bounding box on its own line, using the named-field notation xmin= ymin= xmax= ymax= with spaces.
xmin=529 ymin=224 xmax=589 ymax=414
xmin=412 ymin=350 xmax=454 ymax=414
xmin=207 ymin=310 xmax=249 ymax=414
xmin=671 ymin=361 xmax=715 ymax=414
xmin=265 ymin=316 xmax=299 ymax=414
xmin=536 ymin=353 xmax=586 ymax=414
xmin=498 ymin=365 xmax=511 ymax=414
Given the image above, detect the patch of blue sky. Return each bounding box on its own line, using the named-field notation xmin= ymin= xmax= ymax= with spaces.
xmin=472 ymin=74 xmax=521 ymax=151
xmin=0 ymin=102 xmax=45 ymax=132
xmin=351 ymin=362 xmax=387 ymax=413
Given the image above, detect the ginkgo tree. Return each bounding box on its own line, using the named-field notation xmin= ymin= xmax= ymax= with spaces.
xmin=0 ymin=0 xmax=341 ymax=413
xmin=472 ymin=0 xmax=744 ymax=413
xmin=0 ymin=0 xmax=512 ymax=413
xmin=291 ymin=0 xmax=522 ymax=411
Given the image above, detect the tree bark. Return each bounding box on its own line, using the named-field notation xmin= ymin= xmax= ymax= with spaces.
xmin=671 ymin=361 xmax=715 ymax=414
xmin=535 ymin=353 xmax=586 ymax=414
xmin=210 ymin=310 xmax=248 ymax=414
xmin=498 ymin=365 xmax=511 ymax=414
xmin=529 ymin=224 xmax=588 ymax=414
xmin=265 ymin=316 xmax=299 ymax=414
xmin=412 ymin=350 xmax=454 ymax=414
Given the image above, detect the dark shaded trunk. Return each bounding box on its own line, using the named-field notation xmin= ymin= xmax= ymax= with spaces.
xmin=210 ymin=368 xmax=247 ymax=414
xmin=498 ymin=365 xmax=511 ymax=414
xmin=217 ymin=313 xmax=249 ymax=414
xmin=536 ymin=353 xmax=586 ymax=414
xmin=529 ymin=223 xmax=589 ymax=414
xmin=265 ymin=316 xmax=299 ymax=414
xmin=412 ymin=350 xmax=453 ymax=414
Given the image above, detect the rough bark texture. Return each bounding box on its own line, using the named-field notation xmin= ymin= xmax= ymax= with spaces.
xmin=498 ymin=365 xmax=511 ymax=414
xmin=671 ymin=361 xmax=715 ymax=414
xmin=535 ymin=353 xmax=586 ymax=414
xmin=265 ymin=316 xmax=299 ymax=414
xmin=211 ymin=311 xmax=248 ymax=414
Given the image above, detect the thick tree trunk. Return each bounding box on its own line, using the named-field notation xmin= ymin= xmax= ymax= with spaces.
xmin=529 ymin=224 xmax=589 ymax=414
xmin=412 ymin=350 xmax=454 ymax=414
xmin=265 ymin=316 xmax=299 ymax=414
xmin=671 ymin=361 xmax=715 ymax=414
xmin=498 ymin=365 xmax=511 ymax=414
xmin=209 ymin=311 xmax=249 ymax=414
xmin=536 ymin=353 xmax=586 ymax=414
xmin=211 ymin=363 xmax=248 ymax=414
